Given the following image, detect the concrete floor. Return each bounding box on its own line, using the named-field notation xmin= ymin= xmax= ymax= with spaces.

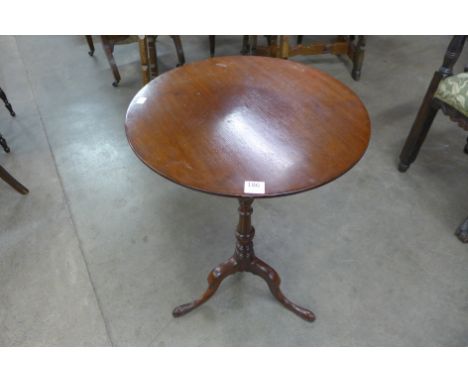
xmin=0 ymin=36 xmax=467 ymax=346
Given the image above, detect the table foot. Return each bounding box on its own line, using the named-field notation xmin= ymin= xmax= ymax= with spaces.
xmin=172 ymin=256 xmax=239 ymax=317
xmin=248 ymin=256 xmax=315 ymax=322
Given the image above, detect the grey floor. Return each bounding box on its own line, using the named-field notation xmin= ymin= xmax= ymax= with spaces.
xmin=0 ymin=36 xmax=467 ymax=346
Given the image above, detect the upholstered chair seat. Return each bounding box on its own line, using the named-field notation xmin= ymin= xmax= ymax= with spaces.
xmin=434 ymin=72 xmax=468 ymax=117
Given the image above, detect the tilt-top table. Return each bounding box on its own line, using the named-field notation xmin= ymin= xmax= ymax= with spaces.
xmin=125 ymin=56 xmax=370 ymax=321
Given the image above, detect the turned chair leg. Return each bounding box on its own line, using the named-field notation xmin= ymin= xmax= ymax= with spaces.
xmin=101 ymin=36 xmax=121 ymax=87
xmin=351 ymin=36 xmax=366 ymax=81
xmin=170 ymin=36 xmax=185 ymax=67
xmin=85 ymin=35 xmax=95 ymax=56
xmin=0 ymin=133 xmax=10 ymax=153
xmin=0 ymin=87 xmax=16 ymax=117
xmin=138 ymin=36 xmax=151 ymax=85
xmin=398 ymin=75 xmax=442 ymax=172
xmin=0 ymin=164 xmax=29 ymax=195
xmin=147 ymin=36 xmax=159 ymax=79
xmin=240 ymin=35 xmax=259 ymax=56
xmin=399 ymin=104 xmax=439 ymax=172
xmin=209 ymin=35 xmax=215 ymax=57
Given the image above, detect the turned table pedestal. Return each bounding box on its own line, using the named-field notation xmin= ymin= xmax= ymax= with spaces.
xmin=125 ymin=56 xmax=370 ymax=321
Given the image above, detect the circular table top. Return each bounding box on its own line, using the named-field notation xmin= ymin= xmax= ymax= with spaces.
xmin=125 ymin=56 xmax=370 ymax=198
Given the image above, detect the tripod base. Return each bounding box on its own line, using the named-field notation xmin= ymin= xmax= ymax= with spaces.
xmin=173 ymin=198 xmax=315 ymax=322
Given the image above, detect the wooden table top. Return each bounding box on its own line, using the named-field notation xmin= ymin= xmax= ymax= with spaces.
xmin=125 ymin=56 xmax=370 ymax=198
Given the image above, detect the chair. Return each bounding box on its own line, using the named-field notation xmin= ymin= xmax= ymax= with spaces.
xmin=398 ymin=35 xmax=468 ymax=242
xmin=86 ymin=35 xmax=186 ymax=86
xmin=209 ymin=35 xmax=251 ymax=57
xmin=252 ymin=35 xmax=366 ymax=80
xmin=0 ymin=87 xmax=29 ymax=195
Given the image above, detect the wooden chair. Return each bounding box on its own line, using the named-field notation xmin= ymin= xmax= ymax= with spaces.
xmin=252 ymin=35 xmax=366 ymax=80
xmin=398 ymin=35 xmax=468 ymax=242
xmin=0 ymin=87 xmax=29 ymax=195
xmin=86 ymin=35 xmax=185 ymax=86
xmin=208 ymin=35 xmax=251 ymax=57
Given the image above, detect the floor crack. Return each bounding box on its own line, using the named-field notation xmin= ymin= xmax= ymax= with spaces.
xmin=13 ymin=36 xmax=115 ymax=346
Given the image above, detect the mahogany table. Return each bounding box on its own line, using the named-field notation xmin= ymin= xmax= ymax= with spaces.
xmin=125 ymin=56 xmax=370 ymax=321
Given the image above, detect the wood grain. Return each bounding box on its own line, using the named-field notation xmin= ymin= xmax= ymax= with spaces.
xmin=125 ymin=56 xmax=370 ymax=198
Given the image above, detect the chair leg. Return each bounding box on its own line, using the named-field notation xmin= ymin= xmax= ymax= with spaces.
xmin=85 ymin=35 xmax=95 ymax=56
xmin=464 ymin=137 xmax=468 ymax=154
xmin=278 ymin=35 xmax=289 ymax=59
xmin=455 ymin=217 xmax=468 ymax=243
xmin=0 ymin=164 xmax=29 ymax=194
xmin=138 ymin=36 xmax=151 ymax=85
xmin=241 ymin=35 xmax=250 ymax=55
xmin=270 ymin=35 xmax=279 ymax=57
xmin=0 ymin=134 xmax=10 ymax=153
xmin=400 ymin=36 xmax=467 ymax=171
xmin=0 ymin=87 xmax=16 ymax=117
xmin=249 ymin=36 xmax=258 ymax=56
xmin=101 ymin=36 xmax=121 ymax=87
xmin=147 ymin=36 xmax=159 ymax=78
xmin=209 ymin=35 xmax=215 ymax=57
xmin=351 ymin=36 xmax=366 ymax=81
xmin=398 ymin=74 xmax=443 ymax=172
xmin=170 ymin=36 xmax=185 ymax=67
xmin=399 ymin=105 xmax=439 ymax=172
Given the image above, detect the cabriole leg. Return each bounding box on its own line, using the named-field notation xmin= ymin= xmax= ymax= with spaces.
xmin=173 ymin=198 xmax=315 ymax=321
xmin=101 ymin=36 xmax=121 ymax=87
